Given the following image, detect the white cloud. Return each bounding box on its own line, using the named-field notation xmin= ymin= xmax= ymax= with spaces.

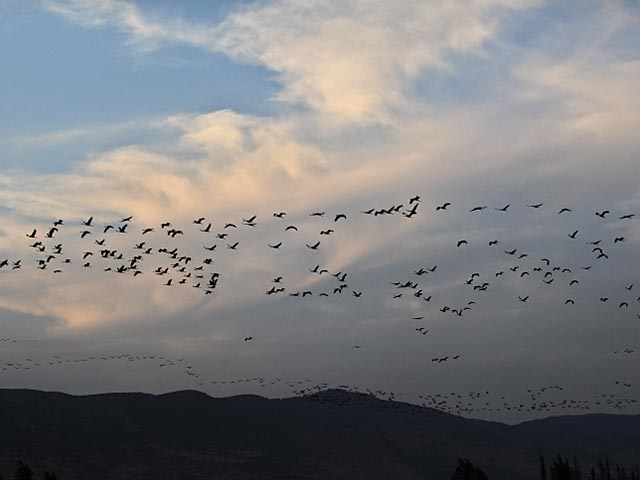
xmin=43 ymin=0 xmax=541 ymax=122
xmin=41 ymin=0 xmax=215 ymax=51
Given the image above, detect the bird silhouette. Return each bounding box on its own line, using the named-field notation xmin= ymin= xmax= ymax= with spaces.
xmin=306 ymin=241 xmax=320 ymax=250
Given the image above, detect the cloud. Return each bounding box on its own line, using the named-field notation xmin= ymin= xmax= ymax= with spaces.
xmin=214 ymin=0 xmax=544 ymax=122
xmin=0 ymin=0 xmax=637 ymax=414
xmin=41 ymin=0 xmax=215 ymax=51
xmin=43 ymin=0 xmax=541 ymax=122
xmin=3 ymin=1 xmax=637 ymax=339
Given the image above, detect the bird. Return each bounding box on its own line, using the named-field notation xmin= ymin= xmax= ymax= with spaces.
xmin=495 ymin=204 xmax=510 ymax=212
xmin=435 ymin=202 xmax=451 ymax=211
xmin=558 ymin=208 xmax=572 ymax=214
xmin=320 ymin=229 xmax=334 ymax=235
xmin=518 ymin=296 xmax=529 ymax=302
xmin=26 ymin=229 xmax=37 ymax=238
xmin=193 ymin=217 xmax=205 ymax=224
xmin=268 ymin=242 xmax=282 ymax=249
xmin=82 ymin=216 xmax=94 ymax=226
xmin=527 ymin=203 xmax=543 ymax=208
xmin=306 ymin=241 xmax=320 ymax=250
xmin=227 ymin=242 xmax=239 ymax=250
xmin=489 ymin=240 xmax=499 ymax=246
xmin=614 ymin=237 xmax=625 ymax=243
xmin=469 ymin=206 xmax=487 ymax=212
xmin=568 ymin=230 xmax=579 ymax=239
xmin=273 ymin=212 xmax=286 ymax=218
xmin=619 ymin=214 xmax=635 ymax=220
xmin=595 ymin=210 xmax=610 ymax=219
xmin=244 ymin=337 xmax=253 ymax=342
xmin=334 ymin=214 xmax=347 ymax=222
xmin=285 ymin=225 xmax=298 ymax=232
xmin=456 ymin=240 xmax=468 ymax=247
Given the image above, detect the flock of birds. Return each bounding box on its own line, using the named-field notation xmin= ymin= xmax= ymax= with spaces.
xmin=0 ymin=195 xmax=639 ymax=420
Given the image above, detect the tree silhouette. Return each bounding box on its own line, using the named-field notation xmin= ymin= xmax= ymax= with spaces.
xmin=451 ymin=458 xmax=488 ymax=480
xmin=13 ymin=461 xmax=34 ymax=480
xmin=550 ymin=454 xmax=582 ymax=480
xmin=42 ymin=472 xmax=60 ymax=480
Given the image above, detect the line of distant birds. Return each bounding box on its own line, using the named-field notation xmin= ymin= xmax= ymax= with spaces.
xmin=0 ymin=349 xmax=636 ymax=417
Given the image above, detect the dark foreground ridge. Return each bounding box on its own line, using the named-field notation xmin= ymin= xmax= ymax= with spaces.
xmin=0 ymin=388 xmax=638 ymax=479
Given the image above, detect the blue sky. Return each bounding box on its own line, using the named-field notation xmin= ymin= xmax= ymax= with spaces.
xmin=0 ymin=0 xmax=639 ymax=421
xmin=0 ymin=1 xmax=278 ymax=171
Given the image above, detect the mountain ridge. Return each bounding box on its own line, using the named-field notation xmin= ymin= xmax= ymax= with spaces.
xmin=0 ymin=388 xmax=637 ymax=480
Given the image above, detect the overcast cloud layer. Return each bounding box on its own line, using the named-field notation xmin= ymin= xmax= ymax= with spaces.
xmin=0 ymin=0 xmax=639 ymax=422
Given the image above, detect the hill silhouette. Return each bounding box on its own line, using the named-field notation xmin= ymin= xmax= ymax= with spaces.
xmin=0 ymin=388 xmax=638 ymax=479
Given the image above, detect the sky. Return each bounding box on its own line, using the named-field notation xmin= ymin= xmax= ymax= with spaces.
xmin=0 ymin=0 xmax=639 ymax=422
